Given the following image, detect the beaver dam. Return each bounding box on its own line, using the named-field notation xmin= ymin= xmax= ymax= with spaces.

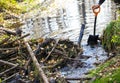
xmin=0 ymin=0 xmax=115 ymax=83
xmin=0 ymin=28 xmax=84 ymax=83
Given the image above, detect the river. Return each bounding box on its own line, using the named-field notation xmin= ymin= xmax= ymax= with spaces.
xmin=21 ymin=0 xmax=114 ymax=82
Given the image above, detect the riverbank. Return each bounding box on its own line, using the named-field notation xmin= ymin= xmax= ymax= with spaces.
xmin=0 ymin=0 xmax=120 ymax=83
xmin=86 ymin=3 xmax=120 ymax=82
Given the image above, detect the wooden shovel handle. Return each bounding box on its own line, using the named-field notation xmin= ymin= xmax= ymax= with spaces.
xmin=93 ymin=6 xmax=101 ymax=16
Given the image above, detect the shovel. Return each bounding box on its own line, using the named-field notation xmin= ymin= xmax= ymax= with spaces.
xmin=87 ymin=6 xmax=100 ymax=46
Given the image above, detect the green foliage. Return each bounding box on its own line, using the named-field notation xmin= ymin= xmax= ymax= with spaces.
xmin=0 ymin=78 xmax=2 ymax=83
xmin=0 ymin=34 xmax=9 ymax=42
xmin=0 ymin=0 xmax=21 ymax=13
xmin=88 ymin=55 xmax=120 ymax=83
xmin=0 ymin=0 xmax=37 ymax=14
xmin=89 ymin=60 xmax=116 ymax=77
xmin=102 ymin=20 xmax=120 ymax=52
xmin=0 ymin=13 xmax=4 ymax=23
xmin=92 ymin=68 xmax=120 ymax=83
xmin=111 ymin=20 xmax=120 ymax=44
xmin=102 ymin=21 xmax=116 ymax=51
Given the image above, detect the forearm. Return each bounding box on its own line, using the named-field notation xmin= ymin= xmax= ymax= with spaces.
xmin=99 ymin=0 xmax=105 ymax=5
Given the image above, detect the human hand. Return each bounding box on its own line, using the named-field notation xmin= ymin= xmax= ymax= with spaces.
xmin=92 ymin=4 xmax=100 ymax=10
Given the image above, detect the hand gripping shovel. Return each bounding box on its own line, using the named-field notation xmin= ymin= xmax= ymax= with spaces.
xmin=87 ymin=6 xmax=100 ymax=46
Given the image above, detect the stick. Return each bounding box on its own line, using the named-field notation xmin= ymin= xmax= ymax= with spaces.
xmin=42 ymin=59 xmax=64 ymax=69
xmin=0 ymin=49 xmax=18 ymax=59
xmin=0 ymin=37 xmax=10 ymax=46
xmin=78 ymin=24 xmax=85 ymax=46
xmin=24 ymin=39 xmax=49 ymax=83
xmin=2 ymin=73 xmax=19 ymax=82
xmin=5 ymin=33 xmax=30 ymax=46
xmin=65 ymin=77 xmax=92 ymax=80
xmin=0 ymin=28 xmax=16 ymax=35
xmin=0 ymin=60 xmax=17 ymax=66
xmin=0 ymin=47 xmax=18 ymax=50
xmin=0 ymin=64 xmax=18 ymax=76
xmin=44 ymin=39 xmax=59 ymax=62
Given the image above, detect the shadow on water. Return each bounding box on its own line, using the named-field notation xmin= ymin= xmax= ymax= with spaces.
xmin=21 ymin=0 xmax=114 ymax=81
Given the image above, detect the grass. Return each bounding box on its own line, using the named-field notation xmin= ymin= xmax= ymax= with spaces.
xmin=88 ymin=55 xmax=120 ymax=83
xmin=93 ymin=68 xmax=120 ymax=83
xmin=0 ymin=0 xmax=41 ymax=28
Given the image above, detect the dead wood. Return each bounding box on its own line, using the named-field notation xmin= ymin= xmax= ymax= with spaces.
xmin=34 ymin=38 xmax=55 ymax=55
xmin=0 ymin=49 xmax=18 ymax=59
xmin=0 ymin=37 xmax=10 ymax=46
xmin=0 ymin=47 xmax=18 ymax=51
xmin=23 ymin=58 xmax=31 ymax=75
xmin=2 ymin=72 xmax=19 ymax=82
xmin=0 ymin=64 xmax=18 ymax=76
xmin=65 ymin=76 xmax=92 ymax=80
xmin=0 ymin=60 xmax=17 ymax=66
xmin=44 ymin=39 xmax=59 ymax=62
xmin=42 ymin=59 xmax=64 ymax=69
xmin=0 ymin=28 xmax=16 ymax=35
xmin=2 ymin=33 xmax=30 ymax=47
xmin=24 ymin=39 xmax=49 ymax=83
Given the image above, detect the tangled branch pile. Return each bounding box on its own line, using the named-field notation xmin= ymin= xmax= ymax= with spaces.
xmin=0 ymin=28 xmax=82 ymax=83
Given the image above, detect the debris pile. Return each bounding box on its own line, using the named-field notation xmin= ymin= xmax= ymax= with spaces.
xmin=0 ymin=28 xmax=83 ymax=83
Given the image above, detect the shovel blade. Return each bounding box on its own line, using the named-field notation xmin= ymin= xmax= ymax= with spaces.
xmin=87 ymin=35 xmax=99 ymax=46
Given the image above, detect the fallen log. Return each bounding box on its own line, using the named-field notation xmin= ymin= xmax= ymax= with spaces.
xmin=24 ymin=39 xmax=49 ymax=83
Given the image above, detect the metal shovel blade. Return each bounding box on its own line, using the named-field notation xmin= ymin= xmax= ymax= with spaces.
xmin=87 ymin=35 xmax=99 ymax=46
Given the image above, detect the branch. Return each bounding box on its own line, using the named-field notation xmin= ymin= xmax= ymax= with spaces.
xmin=44 ymin=39 xmax=59 ymax=62
xmin=24 ymin=39 xmax=49 ymax=83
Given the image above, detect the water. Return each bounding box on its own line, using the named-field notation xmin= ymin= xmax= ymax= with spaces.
xmin=59 ymin=0 xmax=112 ymax=79
xmin=21 ymin=0 xmax=113 ymax=82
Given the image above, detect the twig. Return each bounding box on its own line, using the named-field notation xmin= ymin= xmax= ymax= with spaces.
xmin=65 ymin=76 xmax=92 ymax=80
xmin=0 ymin=47 xmax=18 ymax=50
xmin=4 ymin=33 xmax=30 ymax=46
xmin=42 ymin=59 xmax=64 ymax=69
xmin=44 ymin=39 xmax=59 ymax=62
xmin=0 ymin=64 xmax=18 ymax=76
xmin=0 ymin=37 xmax=10 ymax=46
xmin=2 ymin=72 xmax=19 ymax=82
xmin=0 ymin=28 xmax=16 ymax=35
xmin=0 ymin=60 xmax=17 ymax=66
xmin=0 ymin=49 xmax=18 ymax=59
